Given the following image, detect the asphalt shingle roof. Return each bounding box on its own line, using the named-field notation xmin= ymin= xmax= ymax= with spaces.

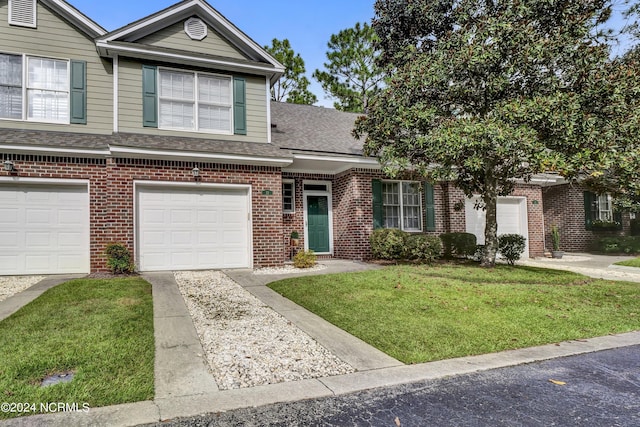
xmin=0 ymin=129 xmax=291 ymax=159
xmin=270 ymin=101 xmax=365 ymax=156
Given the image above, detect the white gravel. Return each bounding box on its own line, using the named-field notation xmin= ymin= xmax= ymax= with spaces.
xmin=0 ymin=276 xmax=44 ymax=302
xmin=174 ymin=270 xmax=354 ymax=390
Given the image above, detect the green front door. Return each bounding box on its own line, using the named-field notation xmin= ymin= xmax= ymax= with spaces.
xmin=307 ymin=195 xmax=330 ymax=253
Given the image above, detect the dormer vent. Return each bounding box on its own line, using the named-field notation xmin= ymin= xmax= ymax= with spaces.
xmin=184 ymin=17 xmax=207 ymax=41
xmin=9 ymin=0 xmax=36 ymax=28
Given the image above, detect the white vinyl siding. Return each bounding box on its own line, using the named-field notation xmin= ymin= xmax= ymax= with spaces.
xmin=158 ymin=68 xmax=232 ymax=134
xmin=382 ymin=181 xmax=422 ymax=232
xmin=0 ymin=52 xmax=69 ymax=123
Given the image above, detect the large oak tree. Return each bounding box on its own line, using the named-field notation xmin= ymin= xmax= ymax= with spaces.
xmin=355 ymin=0 xmax=640 ymax=267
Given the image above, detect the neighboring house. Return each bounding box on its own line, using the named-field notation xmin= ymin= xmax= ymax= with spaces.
xmin=0 ymin=0 xmax=620 ymax=276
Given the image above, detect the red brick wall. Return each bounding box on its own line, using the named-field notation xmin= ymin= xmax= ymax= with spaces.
xmin=542 ymin=184 xmax=631 ymax=253
xmin=512 ymin=185 xmax=545 ymax=257
xmin=1 ymin=154 xmax=284 ymax=271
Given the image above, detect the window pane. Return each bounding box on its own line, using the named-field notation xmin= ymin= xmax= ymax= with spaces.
xmin=199 ymin=75 xmax=231 ymax=105
xmin=198 ymin=105 xmax=230 ymax=132
xmin=402 ymin=182 xmax=420 ymax=206
xmin=384 ymin=206 xmax=400 ymax=228
xmin=28 ymin=89 xmax=68 ymax=121
xmin=0 ymin=86 xmax=22 ymax=119
xmin=160 ymin=70 xmax=194 ymax=100
xmin=160 ymin=100 xmax=194 ymax=129
xmin=403 ymin=206 xmax=421 ymax=230
xmin=0 ymin=54 xmax=22 ymax=86
xmin=383 ymin=182 xmax=399 ymax=205
xmin=28 ymin=57 xmax=67 ymax=91
xmin=283 ymin=182 xmax=294 ymax=212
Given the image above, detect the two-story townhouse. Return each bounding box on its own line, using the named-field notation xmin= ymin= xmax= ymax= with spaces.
xmin=0 ymin=0 xmax=293 ymax=275
xmin=1 ymin=0 xmax=623 ymax=276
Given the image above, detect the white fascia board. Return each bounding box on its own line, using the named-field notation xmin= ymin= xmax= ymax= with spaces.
xmin=110 ymin=145 xmax=293 ymax=167
xmin=43 ymin=0 xmax=106 ymax=37
xmin=95 ymin=41 xmax=284 ymax=77
xmin=99 ymin=0 xmax=283 ymax=70
xmin=0 ymin=144 xmax=110 ymax=157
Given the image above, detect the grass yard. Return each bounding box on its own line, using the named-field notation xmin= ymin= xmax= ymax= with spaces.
xmin=614 ymin=257 xmax=640 ymax=268
xmin=0 ymin=277 xmax=154 ymax=419
xmin=269 ymin=264 xmax=640 ymax=364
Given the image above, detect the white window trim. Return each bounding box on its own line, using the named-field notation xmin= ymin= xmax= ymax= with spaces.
xmin=596 ymin=194 xmax=613 ymax=221
xmin=157 ymin=66 xmax=233 ymax=135
xmin=0 ymin=52 xmax=70 ymax=124
xmin=282 ymin=179 xmax=295 ymax=214
xmin=382 ymin=180 xmax=423 ymax=232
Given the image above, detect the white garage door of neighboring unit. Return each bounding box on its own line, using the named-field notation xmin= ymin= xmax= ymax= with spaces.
xmin=465 ymin=196 xmax=529 ymax=258
xmin=0 ymin=183 xmax=90 ymax=275
xmin=136 ymin=185 xmax=251 ymax=271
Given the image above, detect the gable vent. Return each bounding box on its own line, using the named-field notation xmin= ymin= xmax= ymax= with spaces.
xmin=184 ymin=17 xmax=207 ymax=41
xmin=9 ymin=0 xmax=37 ymax=28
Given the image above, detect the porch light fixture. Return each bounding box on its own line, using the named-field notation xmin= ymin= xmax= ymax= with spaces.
xmin=3 ymin=160 xmax=14 ymax=172
xmin=192 ymin=167 xmax=200 ymax=177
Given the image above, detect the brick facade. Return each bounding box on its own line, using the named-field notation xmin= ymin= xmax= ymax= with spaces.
xmin=1 ymin=153 xmax=284 ymax=272
xmin=543 ymin=184 xmax=630 ymax=253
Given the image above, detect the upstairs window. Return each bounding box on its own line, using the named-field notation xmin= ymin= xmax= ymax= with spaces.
xmin=159 ymin=68 xmax=232 ymax=134
xmin=0 ymin=53 xmax=82 ymax=124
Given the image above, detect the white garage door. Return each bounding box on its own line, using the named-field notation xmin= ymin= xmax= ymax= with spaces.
xmin=0 ymin=183 xmax=90 ymax=275
xmin=136 ymin=185 xmax=251 ymax=271
xmin=465 ymin=196 xmax=529 ymax=258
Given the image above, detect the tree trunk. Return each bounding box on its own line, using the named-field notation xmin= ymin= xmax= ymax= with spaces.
xmin=481 ymin=185 xmax=498 ymax=268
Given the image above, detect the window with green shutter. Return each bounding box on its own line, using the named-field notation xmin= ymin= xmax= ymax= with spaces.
xmin=233 ymin=77 xmax=246 ymax=135
xmin=142 ymin=65 xmax=158 ymax=128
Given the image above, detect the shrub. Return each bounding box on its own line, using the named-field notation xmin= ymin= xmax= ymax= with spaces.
xmin=439 ymin=232 xmax=477 ymax=258
xmin=105 ymin=243 xmax=135 ymax=274
xmin=370 ymin=228 xmax=409 ymax=260
xmin=473 ymin=245 xmax=485 ymax=262
xmin=498 ymin=234 xmax=527 ymax=265
xmin=293 ymin=250 xmax=317 ymax=268
xmin=592 ymin=236 xmax=640 ymax=254
xmin=405 ymin=234 xmax=442 ymax=263
xmin=631 ymin=218 xmax=640 ymax=236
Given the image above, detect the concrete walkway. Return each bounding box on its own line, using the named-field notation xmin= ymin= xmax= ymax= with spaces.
xmin=2 ymin=259 xmax=640 ymax=426
xmin=520 ymin=252 xmax=640 ymax=282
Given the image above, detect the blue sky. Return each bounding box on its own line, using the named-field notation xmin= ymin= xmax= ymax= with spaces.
xmin=69 ymin=1 xmax=635 ymax=108
xmin=70 ymin=0 xmax=376 ymax=107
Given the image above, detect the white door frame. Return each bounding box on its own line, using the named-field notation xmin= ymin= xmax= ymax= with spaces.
xmin=133 ymin=180 xmax=254 ymax=270
xmin=302 ymin=180 xmax=334 ymax=255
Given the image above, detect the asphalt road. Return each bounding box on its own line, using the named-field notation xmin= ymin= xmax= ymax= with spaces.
xmin=147 ymin=345 xmax=640 ymax=427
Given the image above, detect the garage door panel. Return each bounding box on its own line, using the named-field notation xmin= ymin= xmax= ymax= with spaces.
xmin=0 ymin=183 xmax=89 ymax=275
xmin=137 ymin=185 xmax=250 ymax=271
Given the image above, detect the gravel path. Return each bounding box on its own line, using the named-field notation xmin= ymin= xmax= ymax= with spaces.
xmin=174 ymin=270 xmax=354 ymax=390
xmin=0 ymin=276 xmax=44 ymax=302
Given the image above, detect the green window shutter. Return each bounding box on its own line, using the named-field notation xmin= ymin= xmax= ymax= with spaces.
xmin=584 ymin=191 xmax=595 ymax=230
xmin=613 ymin=211 xmax=623 ymax=230
xmin=70 ymin=60 xmax=87 ymax=124
xmin=424 ymin=182 xmax=436 ymax=232
xmin=142 ymin=65 xmax=158 ymax=128
xmin=372 ymin=179 xmax=383 ymax=229
xmin=233 ymin=77 xmax=246 ymax=135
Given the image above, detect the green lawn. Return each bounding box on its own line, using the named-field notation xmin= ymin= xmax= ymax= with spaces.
xmin=269 ymin=264 xmax=640 ymax=364
xmin=614 ymin=257 xmax=640 ymax=268
xmin=0 ymin=278 xmax=154 ymax=419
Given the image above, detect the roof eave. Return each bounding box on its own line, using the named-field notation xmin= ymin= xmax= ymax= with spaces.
xmin=42 ymin=0 xmax=106 ymax=38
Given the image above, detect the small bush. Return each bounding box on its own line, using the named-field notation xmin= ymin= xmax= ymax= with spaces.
xmin=405 ymin=234 xmax=442 ymax=263
xmin=293 ymin=250 xmax=317 ymax=268
xmin=440 ymin=232 xmax=477 ymax=258
xmin=592 ymin=236 xmax=640 ymax=254
xmin=105 ymin=243 xmax=135 ymax=274
xmin=498 ymin=234 xmax=527 ymax=265
xmin=370 ymin=228 xmax=409 ymax=260
xmin=473 ymin=245 xmax=485 ymax=262
xmin=631 ymin=219 xmax=640 ymax=236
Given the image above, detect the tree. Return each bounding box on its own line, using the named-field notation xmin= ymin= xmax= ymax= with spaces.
xmin=264 ymin=38 xmax=317 ymax=105
xmin=313 ymin=22 xmax=384 ymax=113
xmin=355 ymin=0 xmax=640 ymax=267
